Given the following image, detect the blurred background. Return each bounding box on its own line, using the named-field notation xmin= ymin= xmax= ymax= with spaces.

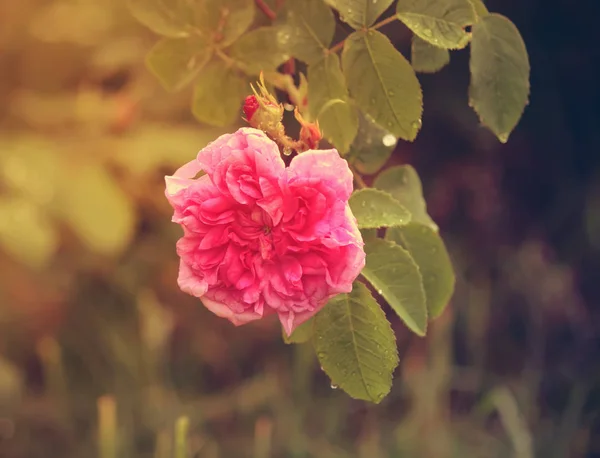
xmin=1 ymin=0 xmax=599 ymax=457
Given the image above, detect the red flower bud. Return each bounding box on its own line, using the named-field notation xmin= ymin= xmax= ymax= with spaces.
xmin=243 ymin=95 xmax=260 ymax=121
xmin=300 ymin=123 xmax=322 ymax=150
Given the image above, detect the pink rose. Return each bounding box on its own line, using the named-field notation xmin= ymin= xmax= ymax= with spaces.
xmin=165 ymin=128 xmax=365 ymax=335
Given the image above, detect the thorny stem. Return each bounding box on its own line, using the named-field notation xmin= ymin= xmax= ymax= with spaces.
xmin=255 ymin=0 xmax=276 ymax=20
xmin=329 ymin=15 xmax=400 ymax=53
xmin=350 ymin=164 xmax=368 ymax=189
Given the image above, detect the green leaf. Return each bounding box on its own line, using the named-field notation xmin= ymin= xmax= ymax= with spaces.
xmin=0 ymin=196 xmax=58 ymax=269
xmin=282 ymin=318 xmax=314 ymax=344
xmin=387 ymin=223 xmax=455 ymax=318
xmin=314 ymin=282 xmax=399 ymax=403
xmin=127 ymin=0 xmax=193 ymax=37
xmin=342 ymin=30 xmax=423 ymax=141
xmin=282 ymin=0 xmax=335 ymax=64
xmin=57 ymin=165 xmax=135 ymax=256
xmin=146 ymin=36 xmax=212 ymax=92
xmin=468 ymin=0 xmax=489 ymax=18
xmin=324 ymin=0 xmax=395 ymax=29
xmin=349 ymin=189 xmax=411 ymax=229
xmin=469 ymin=13 xmax=530 ymax=143
xmin=308 ymin=53 xmax=358 ymax=153
xmin=396 ymin=0 xmax=476 ymax=49
xmin=196 ymin=0 xmax=255 ymax=47
xmin=191 ymin=60 xmax=248 ymax=126
xmin=411 ymin=35 xmax=450 ymax=73
xmin=348 ymin=111 xmax=396 ymax=175
xmin=373 ymin=165 xmax=438 ymax=230
xmin=362 ymin=238 xmax=427 ymax=336
xmin=230 ymin=26 xmax=291 ymax=74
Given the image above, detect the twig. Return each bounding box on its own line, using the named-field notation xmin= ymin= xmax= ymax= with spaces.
xmin=255 ymin=0 xmax=276 ymax=20
xmin=329 ymin=15 xmax=400 ymax=53
xmin=350 ymin=164 xmax=368 ymax=189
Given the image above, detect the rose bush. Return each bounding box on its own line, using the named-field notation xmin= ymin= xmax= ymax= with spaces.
xmin=165 ymin=128 xmax=365 ymax=335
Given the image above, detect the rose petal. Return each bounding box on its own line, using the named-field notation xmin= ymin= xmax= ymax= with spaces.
xmin=286 ymin=149 xmax=353 ymax=201
xmin=177 ymin=261 xmax=208 ymax=298
xmin=201 ymin=295 xmax=263 ymax=326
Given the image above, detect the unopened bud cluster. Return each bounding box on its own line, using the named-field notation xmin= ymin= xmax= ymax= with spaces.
xmin=243 ymin=74 xmax=321 ymax=155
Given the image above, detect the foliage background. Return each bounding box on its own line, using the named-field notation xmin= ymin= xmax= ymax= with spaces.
xmin=1 ymin=0 xmax=599 ymax=457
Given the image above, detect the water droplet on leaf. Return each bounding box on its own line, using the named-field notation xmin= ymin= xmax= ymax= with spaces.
xmin=382 ymin=134 xmax=396 ymax=147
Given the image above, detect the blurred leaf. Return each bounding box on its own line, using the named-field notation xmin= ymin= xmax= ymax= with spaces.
xmin=0 ymin=356 xmax=22 ymax=410
xmin=362 ymin=238 xmax=427 ymax=335
xmin=111 ymin=124 xmax=228 ymax=177
xmin=387 ymin=223 xmax=455 ymax=318
xmin=137 ymin=289 xmax=174 ymax=352
xmin=146 ymin=35 xmax=212 ymax=92
xmin=324 ymin=0 xmax=395 ymax=29
xmin=0 ymin=137 xmax=64 ymax=206
xmin=97 ymin=395 xmax=117 ymax=458
xmin=282 ymin=318 xmax=314 ymax=344
xmin=342 ymin=30 xmax=422 ymax=141
xmin=349 ymin=189 xmax=411 ymax=229
xmin=411 ymin=36 xmax=450 ymax=73
xmin=373 ymin=165 xmax=438 ymax=231
xmin=230 ymin=26 xmax=290 ymax=74
xmin=282 ymin=0 xmax=335 ymax=64
xmin=192 ymin=60 xmax=248 ymax=126
xmin=0 ymin=196 xmax=58 ymax=269
xmin=468 ymin=0 xmax=489 ymax=17
xmin=469 ymin=14 xmax=530 ymax=143
xmin=29 ymin=1 xmax=112 ymax=45
xmin=174 ymin=416 xmax=190 ymax=458
xmin=127 ymin=0 xmax=193 ymax=37
xmin=57 ymin=165 xmax=135 ymax=256
xmin=396 ymin=0 xmax=475 ymax=49
xmin=314 ymin=282 xmax=399 ymax=403
xmin=196 ymin=0 xmax=255 ymax=47
xmin=348 ymin=111 xmax=396 ymax=175
xmin=308 ymin=53 xmax=358 ymax=153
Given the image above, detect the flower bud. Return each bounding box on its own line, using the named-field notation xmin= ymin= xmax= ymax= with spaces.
xmin=295 ymin=108 xmax=321 ymax=150
xmin=243 ymin=95 xmax=260 ymax=121
xmin=300 ymin=123 xmax=322 ymax=150
xmin=244 ymin=76 xmax=285 ymax=139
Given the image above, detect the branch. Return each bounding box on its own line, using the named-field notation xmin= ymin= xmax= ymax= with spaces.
xmin=255 ymin=0 xmax=276 ymax=20
xmin=349 ymin=164 xmax=368 ymax=189
xmin=329 ymin=15 xmax=400 ymax=53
